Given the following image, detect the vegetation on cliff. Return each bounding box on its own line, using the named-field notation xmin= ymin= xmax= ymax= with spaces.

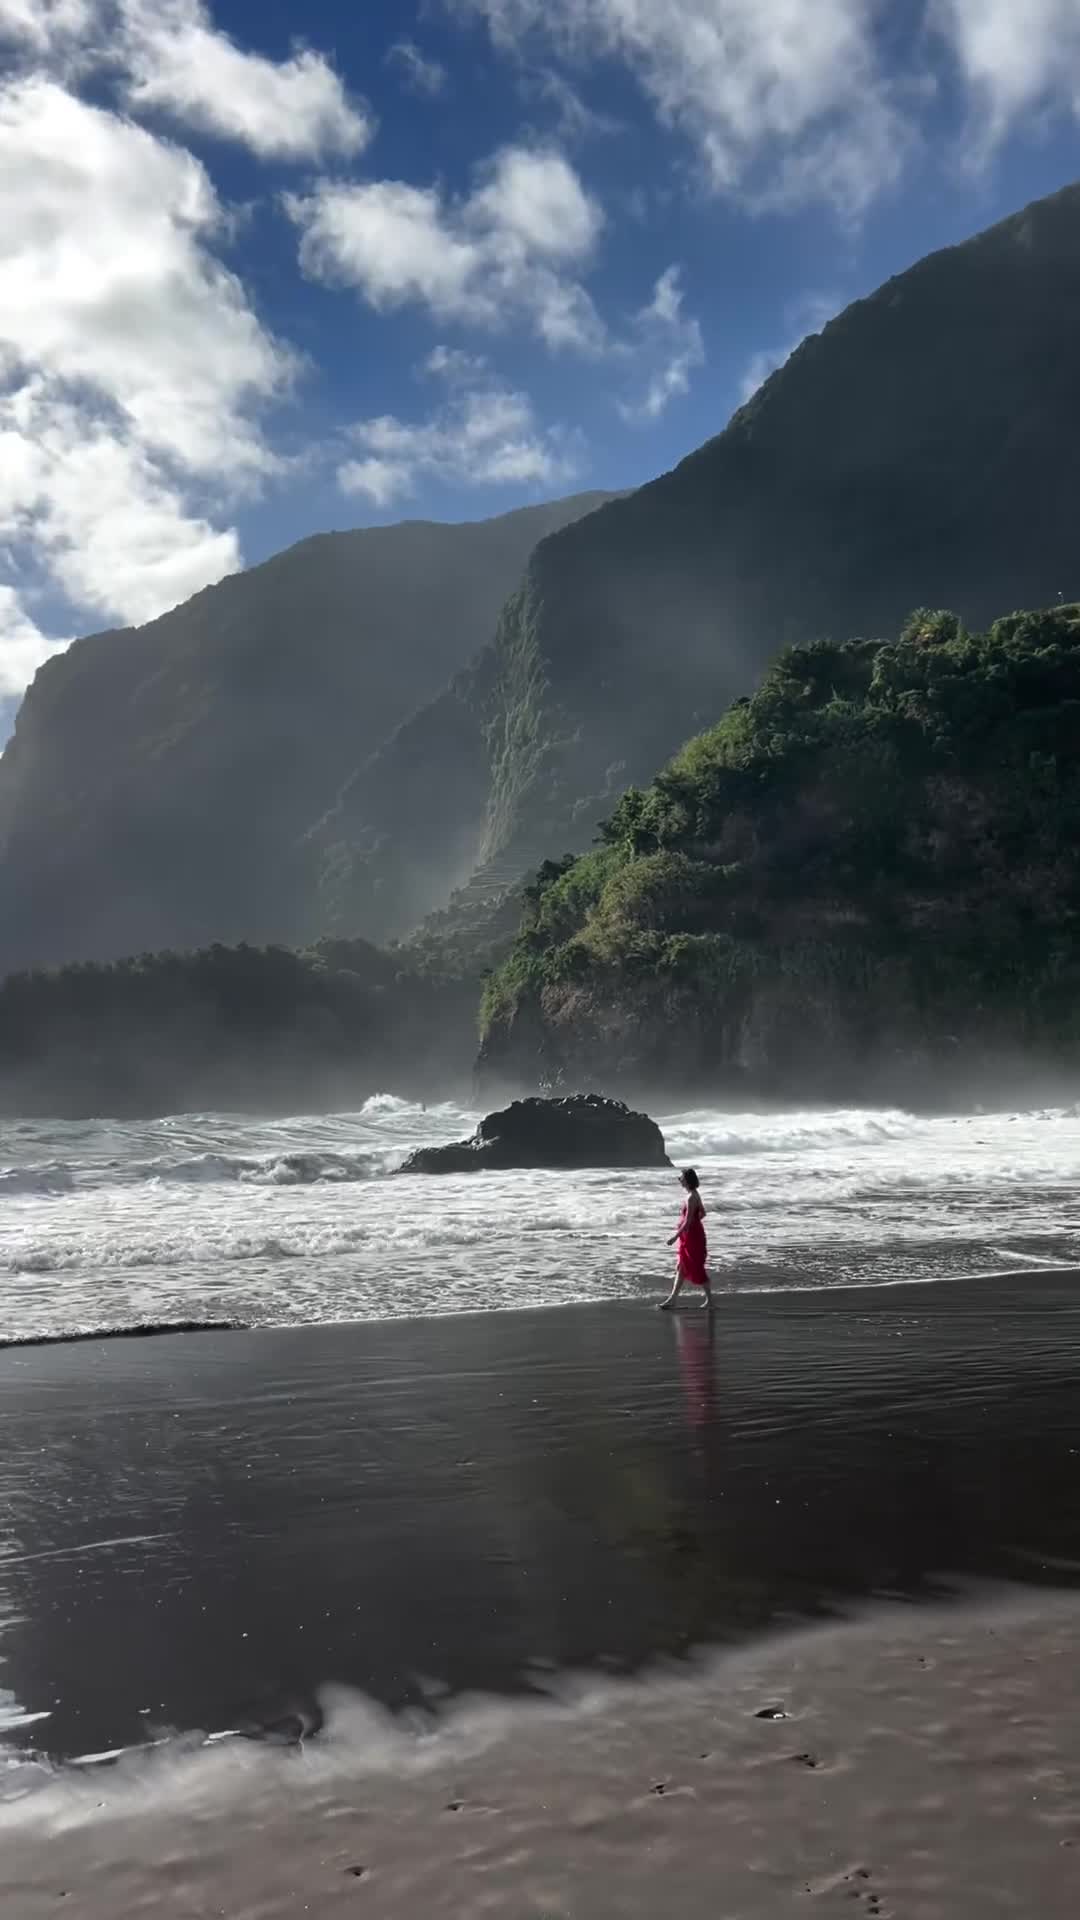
xmin=9 ymin=603 xmax=1080 ymax=1118
xmin=3 ymin=189 xmax=1080 ymax=977
xmin=319 ymin=182 xmax=1080 ymax=947
xmin=480 ymin=605 xmax=1080 ymax=1101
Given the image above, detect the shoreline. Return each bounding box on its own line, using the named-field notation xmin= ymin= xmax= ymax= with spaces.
xmin=5 ymin=1588 xmax=1080 ymax=1916
xmin=0 ymin=1318 xmax=248 ymax=1350
xmin=5 ymin=1257 xmax=1080 ymax=1349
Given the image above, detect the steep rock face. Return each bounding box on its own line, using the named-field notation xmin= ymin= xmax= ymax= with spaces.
xmin=0 ymin=494 xmax=613 ymax=972
xmin=398 ymin=1094 xmax=671 ymax=1174
xmin=319 ymin=183 xmax=1080 ymax=945
xmin=307 ymin=656 xmax=498 ymax=943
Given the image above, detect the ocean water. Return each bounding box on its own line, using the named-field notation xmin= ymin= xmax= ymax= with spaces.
xmin=2 ymin=1098 xmax=1079 ymax=1343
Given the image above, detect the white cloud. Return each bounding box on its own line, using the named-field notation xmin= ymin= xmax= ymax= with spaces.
xmin=455 ymin=0 xmax=910 ymax=214
xmin=1 ymin=1 xmax=371 ymax=160
xmin=1 ymin=384 xmax=242 ymax=626
xmin=933 ymin=0 xmax=1080 ymax=152
xmin=288 ymin=144 xmax=607 ymax=353
xmin=469 ymin=142 xmax=602 ymax=259
xmin=618 ymin=265 xmax=705 ymax=423
xmin=0 ymin=586 xmax=69 ymax=698
xmin=422 ymin=344 xmax=492 ymax=383
xmin=339 ymin=365 xmax=582 ymax=506
xmin=291 ymin=179 xmax=480 ymax=312
xmin=738 ymin=346 xmax=781 ymax=404
xmin=0 ymin=74 xmax=290 ymax=700
xmin=386 ymin=38 xmax=448 ymax=98
xmin=119 ymin=0 xmax=372 ymax=159
xmin=0 ymin=0 xmax=93 ymax=50
xmin=338 ymin=458 xmax=411 ymax=511
xmin=526 ymin=67 xmax=624 ymax=142
xmin=0 ymin=78 xmax=291 ymax=475
xmin=738 ymin=291 xmax=840 ymax=402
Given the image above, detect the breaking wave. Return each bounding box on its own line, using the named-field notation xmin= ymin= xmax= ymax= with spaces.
xmin=0 ymin=1148 xmax=389 ymax=1197
xmin=141 ymin=1149 xmax=387 ymax=1188
xmin=660 ymin=1107 xmax=918 ymax=1158
xmin=4 ymin=1100 xmax=1080 ymax=1340
xmin=0 ymin=1164 xmax=75 ymax=1196
xmin=6 ymin=1223 xmax=377 ymax=1276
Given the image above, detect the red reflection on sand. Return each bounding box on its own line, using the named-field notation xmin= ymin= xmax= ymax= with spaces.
xmin=673 ymin=1314 xmax=716 ymax=1430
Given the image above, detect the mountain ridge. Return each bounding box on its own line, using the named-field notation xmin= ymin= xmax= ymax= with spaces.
xmin=6 ymin=598 xmax=1080 ymax=1119
xmin=4 ymin=181 xmax=1080 ymax=979
xmin=308 ymin=180 xmax=1080 ymax=947
xmin=0 ymin=491 xmax=615 ymax=973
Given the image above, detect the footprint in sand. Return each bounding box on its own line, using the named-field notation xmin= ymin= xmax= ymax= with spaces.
xmin=804 ymin=1863 xmax=891 ymax=1913
xmin=848 ymin=1869 xmax=889 ymax=1917
xmin=785 ymin=1746 xmax=853 ymax=1778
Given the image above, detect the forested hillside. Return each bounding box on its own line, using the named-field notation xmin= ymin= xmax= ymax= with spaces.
xmin=8 ymin=604 xmax=1080 ymax=1119
xmin=0 ymin=938 xmax=479 ymax=1119
xmin=479 ymin=604 xmax=1080 ymax=1104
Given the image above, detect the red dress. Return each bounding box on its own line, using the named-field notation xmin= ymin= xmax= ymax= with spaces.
xmin=676 ymin=1197 xmax=709 ymax=1287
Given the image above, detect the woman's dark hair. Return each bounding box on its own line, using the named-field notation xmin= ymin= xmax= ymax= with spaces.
xmin=681 ymin=1167 xmax=699 ymax=1190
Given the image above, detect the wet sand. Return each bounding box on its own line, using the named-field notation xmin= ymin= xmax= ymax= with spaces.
xmin=3 ymin=1272 xmax=1080 ymax=1767
xmin=4 ymin=1591 xmax=1080 ymax=1917
xmin=3 ymin=1274 xmax=1080 ymax=1914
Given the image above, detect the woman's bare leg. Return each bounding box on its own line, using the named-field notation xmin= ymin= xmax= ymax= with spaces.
xmin=659 ymin=1270 xmax=685 ymax=1311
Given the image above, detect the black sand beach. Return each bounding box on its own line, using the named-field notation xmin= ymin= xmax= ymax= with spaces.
xmin=3 ymin=1272 xmax=1080 ymax=1768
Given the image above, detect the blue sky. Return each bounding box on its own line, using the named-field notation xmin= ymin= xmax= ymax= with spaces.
xmin=1 ymin=0 xmax=1080 ymax=738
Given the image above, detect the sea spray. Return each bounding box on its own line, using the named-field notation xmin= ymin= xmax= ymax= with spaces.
xmin=2 ymin=1102 xmax=1080 ymax=1342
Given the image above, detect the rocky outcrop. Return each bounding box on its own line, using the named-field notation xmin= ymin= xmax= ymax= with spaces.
xmin=399 ymin=1094 xmax=670 ymax=1174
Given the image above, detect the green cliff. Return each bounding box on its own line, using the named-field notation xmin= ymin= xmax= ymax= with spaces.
xmin=9 ymin=604 xmax=1080 ymax=1119
xmin=316 ymin=183 xmax=1080 ymax=946
xmin=479 ymin=605 xmax=1080 ymax=1104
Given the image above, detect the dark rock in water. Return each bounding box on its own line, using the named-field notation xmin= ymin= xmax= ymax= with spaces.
xmin=399 ymin=1094 xmax=670 ymax=1174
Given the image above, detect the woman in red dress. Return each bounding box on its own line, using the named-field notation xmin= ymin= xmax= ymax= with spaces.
xmin=660 ymin=1167 xmax=712 ymax=1311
